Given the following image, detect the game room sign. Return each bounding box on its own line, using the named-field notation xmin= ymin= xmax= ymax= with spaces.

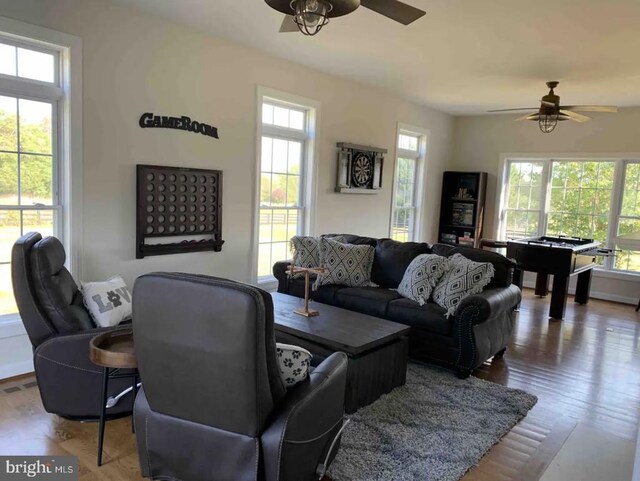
xmin=139 ymin=112 xmax=219 ymax=139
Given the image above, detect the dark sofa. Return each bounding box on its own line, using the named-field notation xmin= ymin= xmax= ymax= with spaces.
xmin=273 ymin=234 xmax=522 ymax=378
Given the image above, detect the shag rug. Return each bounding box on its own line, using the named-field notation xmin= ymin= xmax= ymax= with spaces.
xmin=327 ymin=362 xmax=537 ymax=481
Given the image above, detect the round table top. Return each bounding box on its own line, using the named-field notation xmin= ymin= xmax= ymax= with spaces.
xmin=90 ymin=327 xmax=136 ymax=369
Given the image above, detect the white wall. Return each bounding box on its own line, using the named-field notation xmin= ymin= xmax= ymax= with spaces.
xmin=452 ymin=109 xmax=640 ymax=304
xmin=0 ymin=0 xmax=454 ymax=377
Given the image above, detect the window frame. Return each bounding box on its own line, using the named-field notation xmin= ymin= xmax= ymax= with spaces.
xmin=0 ymin=16 xmax=83 ymax=326
xmin=389 ymin=123 xmax=429 ymax=242
xmin=496 ymin=153 xmax=640 ymax=277
xmin=253 ymin=87 xmax=320 ymax=285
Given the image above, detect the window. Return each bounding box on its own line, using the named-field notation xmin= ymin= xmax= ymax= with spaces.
xmin=0 ymin=19 xmax=81 ymax=322
xmin=255 ymin=91 xmax=317 ymax=280
xmin=390 ymin=129 xmax=426 ymax=242
xmin=499 ymin=158 xmax=640 ymax=273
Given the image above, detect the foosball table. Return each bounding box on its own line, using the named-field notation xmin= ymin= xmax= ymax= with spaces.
xmin=506 ymin=236 xmax=610 ymax=320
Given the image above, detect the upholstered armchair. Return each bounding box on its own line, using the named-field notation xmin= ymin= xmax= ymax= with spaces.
xmin=11 ymin=232 xmax=135 ymax=419
xmin=133 ymin=273 xmax=348 ymax=481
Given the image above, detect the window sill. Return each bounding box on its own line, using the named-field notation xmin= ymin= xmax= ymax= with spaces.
xmin=593 ymin=268 xmax=640 ymax=281
xmin=0 ymin=317 xmax=27 ymax=340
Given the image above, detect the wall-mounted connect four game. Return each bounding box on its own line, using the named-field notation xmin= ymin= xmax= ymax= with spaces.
xmin=136 ymin=164 xmax=224 ymax=259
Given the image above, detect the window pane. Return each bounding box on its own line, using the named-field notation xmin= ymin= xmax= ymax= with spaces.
xmin=289 ymin=110 xmax=304 ymax=130
xmin=17 ymin=47 xmax=55 ymax=83
xmin=261 ymin=137 xmax=273 ymax=172
xmin=257 ymin=242 xmax=272 ymax=277
xmin=0 ymin=153 xmax=18 ymax=205
xmin=273 ymin=106 xmax=289 ymax=128
xmin=0 ymin=43 xmax=16 ymax=76
xmin=621 ymin=163 xmax=640 ymax=217
xmin=20 ymin=154 xmax=53 ymax=205
xmin=259 ymin=209 xmax=273 ymax=243
xmin=0 ymin=210 xmax=21 ymax=263
xmin=19 ymin=99 xmax=52 ymax=154
xmin=272 ymin=139 xmax=288 ymax=173
xmin=0 ymin=95 xmax=18 ymax=151
xmin=614 ymin=248 xmax=640 ymax=273
xmin=270 ymin=174 xmax=286 ymax=205
xmin=260 ymin=174 xmax=271 ymax=206
xmin=22 ymin=209 xmax=53 ymax=237
xmin=286 ymin=175 xmax=299 ymax=207
xmin=398 ymin=134 xmax=418 ymax=151
xmin=271 ymin=242 xmax=288 ymax=266
xmin=262 ymin=104 xmax=274 ymax=125
xmin=0 ymin=263 xmax=17 ymax=316
xmin=287 ymin=141 xmax=301 ymax=174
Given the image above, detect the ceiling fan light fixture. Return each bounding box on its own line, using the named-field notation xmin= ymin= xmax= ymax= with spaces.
xmin=291 ymin=0 xmax=332 ymax=36
xmin=539 ymin=113 xmax=559 ymax=134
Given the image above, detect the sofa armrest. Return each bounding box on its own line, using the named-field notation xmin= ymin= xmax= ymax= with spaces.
xmin=454 ymin=285 xmax=522 ymax=325
xmin=261 ymin=352 xmax=348 ymax=481
xmin=273 ymin=260 xmax=293 ymax=293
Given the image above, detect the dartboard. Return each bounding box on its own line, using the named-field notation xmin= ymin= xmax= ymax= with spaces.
xmin=351 ymin=153 xmax=373 ymax=187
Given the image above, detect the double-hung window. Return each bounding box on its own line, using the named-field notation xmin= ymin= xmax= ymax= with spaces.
xmin=0 ymin=36 xmax=63 ymax=317
xmin=256 ymin=92 xmax=317 ymax=280
xmin=499 ymin=158 xmax=640 ymax=273
xmin=390 ymin=129 xmax=426 ymax=242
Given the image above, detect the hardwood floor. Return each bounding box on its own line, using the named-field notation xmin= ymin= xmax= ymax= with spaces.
xmin=0 ymin=288 xmax=638 ymax=481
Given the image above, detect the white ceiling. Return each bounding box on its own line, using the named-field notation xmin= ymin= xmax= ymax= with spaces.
xmin=111 ymin=0 xmax=640 ymax=115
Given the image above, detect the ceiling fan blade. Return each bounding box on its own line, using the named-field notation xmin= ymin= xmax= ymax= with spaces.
xmin=279 ymin=15 xmax=299 ymax=32
xmin=360 ymin=0 xmax=426 ymax=25
xmin=488 ymin=108 xmax=539 ymax=112
xmin=559 ymin=110 xmax=591 ymax=123
xmin=515 ymin=113 xmax=539 ymax=121
xmin=561 ymin=105 xmax=618 ymax=113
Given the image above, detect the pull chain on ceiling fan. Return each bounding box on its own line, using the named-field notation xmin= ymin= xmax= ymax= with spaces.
xmin=266 ymin=0 xmax=427 ymax=36
xmin=489 ymin=81 xmax=618 ymax=133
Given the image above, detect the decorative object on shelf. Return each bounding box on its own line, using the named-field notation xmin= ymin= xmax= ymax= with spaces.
xmin=286 ymin=265 xmax=328 ymax=317
xmin=139 ymin=112 xmax=219 ymax=139
xmin=267 ymin=0 xmax=427 ymax=37
xmin=438 ymin=171 xmax=487 ymax=248
xmin=488 ymin=81 xmax=618 ymax=134
xmin=335 ymin=142 xmax=385 ymax=194
xmin=136 ymin=165 xmax=224 ymax=259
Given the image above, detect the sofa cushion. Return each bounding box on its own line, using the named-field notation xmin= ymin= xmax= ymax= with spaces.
xmin=372 ymin=239 xmax=432 ymax=288
xmin=335 ymin=287 xmax=401 ymax=318
xmin=386 ymin=299 xmax=451 ymax=336
xmin=311 ymin=285 xmax=344 ymax=305
xmin=315 ymin=237 xmax=375 ymax=288
xmin=432 ymin=253 xmax=495 ymax=317
xmin=447 ymin=246 xmax=515 ymax=288
xmin=327 ymin=234 xmax=378 ymax=248
xmin=397 ymin=254 xmax=449 ymax=305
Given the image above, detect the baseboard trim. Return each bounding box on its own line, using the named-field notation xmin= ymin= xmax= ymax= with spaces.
xmin=0 ymin=359 xmax=34 ymax=380
xmin=522 ymin=281 xmax=636 ymax=305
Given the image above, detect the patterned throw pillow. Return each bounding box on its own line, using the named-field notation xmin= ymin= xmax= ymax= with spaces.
xmin=290 ymin=235 xmax=344 ymax=278
xmin=432 ymin=253 xmax=495 ymax=318
xmin=315 ymin=237 xmax=375 ymax=288
xmin=397 ymin=254 xmax=450 ymax=306
xmin=275 ymin=342 xmax=312 ymax=387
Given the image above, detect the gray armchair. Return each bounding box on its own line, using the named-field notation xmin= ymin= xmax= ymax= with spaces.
xmin=132 ymin=273 xmax=348 ymax=481
xmin=11 ymin=232 xmax=135 ymax=419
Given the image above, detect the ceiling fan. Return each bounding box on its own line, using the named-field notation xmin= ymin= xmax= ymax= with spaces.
xmin=265 ymin=0 xmax=426 ymax=36
xmin=488 ymin=81 xmax=618 ymax=133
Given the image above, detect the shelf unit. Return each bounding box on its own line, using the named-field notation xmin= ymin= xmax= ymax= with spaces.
xmin=437 ymin=171 xmax=487 ymax=248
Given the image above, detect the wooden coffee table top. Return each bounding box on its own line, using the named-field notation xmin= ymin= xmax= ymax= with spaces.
xmin=271 ymin=292 xmax=410 ymax=356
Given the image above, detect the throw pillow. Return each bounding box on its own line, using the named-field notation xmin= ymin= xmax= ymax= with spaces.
xmin=276 ymin=342 xmax=312 ymax=387
xmin=315 ymin=237 xmax=375 ymax=288
xmin=81 ymin=276 xmax=132 ymax=328
xmin=432 ymin=253 xmax=495 ymax=318
xmin=290 ymin=235 xmax=344 ymax=278
xmin=397 ymin=254 xmax=450 ymax=306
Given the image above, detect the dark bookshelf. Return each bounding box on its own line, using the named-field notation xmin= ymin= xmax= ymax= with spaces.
xmin=438 ymin=171 xmax=487 ymax=248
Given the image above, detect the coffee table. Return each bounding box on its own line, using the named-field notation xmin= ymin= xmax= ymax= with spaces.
xmin=271 ymin=292 xmax=410 ymax=413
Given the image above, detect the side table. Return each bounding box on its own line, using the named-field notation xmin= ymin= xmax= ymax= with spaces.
xmin=90 ymin=327 xmax=137 ymax=466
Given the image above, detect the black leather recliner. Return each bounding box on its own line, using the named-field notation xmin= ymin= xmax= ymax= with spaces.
xmin=132 ymin=273 xmax=348 ymax=481
xmin=11 ymin=232 xmax=135 ymax=419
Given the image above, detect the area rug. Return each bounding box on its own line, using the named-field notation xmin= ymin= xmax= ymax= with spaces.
xmin=327 ymin=362 xmax=537 ymax=481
